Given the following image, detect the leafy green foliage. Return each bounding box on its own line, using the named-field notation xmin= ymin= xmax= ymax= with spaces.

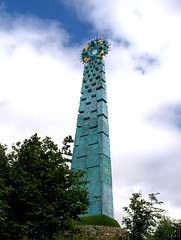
xmin=0 ymin=143 xmax=12 ymax=239
xmin=0 ymin=134 xmax=90 ymax=240
xmin=0 ymin=144 xmax=9 ymax=188
xmin=122 ymin=192 xmax=164 ymax=240
xmin=74 ymin=214 xmax=120 ymax=227
xmin=152 ymin=216 xmax=181 ymax=239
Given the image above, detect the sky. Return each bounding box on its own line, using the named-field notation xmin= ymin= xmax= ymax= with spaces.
xmin=1 ymin=0 xmax=181 ymax=225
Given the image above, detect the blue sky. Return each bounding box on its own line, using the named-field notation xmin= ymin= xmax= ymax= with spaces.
xmin=3 ymin=0 xmax=92 ymax=44
xmin=1 ymin=0 xmax=181 ymax=225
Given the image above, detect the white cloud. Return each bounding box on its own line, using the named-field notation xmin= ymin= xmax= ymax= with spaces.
xmin=0 ymin=10 xmax=83 ymax=147
xmin=64 ymin=0 xmax=181 ymax=223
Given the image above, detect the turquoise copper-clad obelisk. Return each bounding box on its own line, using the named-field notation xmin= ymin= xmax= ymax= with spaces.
xmin=71 ymin=38 xmax=114 ymax=218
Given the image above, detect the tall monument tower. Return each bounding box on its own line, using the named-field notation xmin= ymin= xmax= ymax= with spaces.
xmin=71 ymin=38 xmax=114 ymax=218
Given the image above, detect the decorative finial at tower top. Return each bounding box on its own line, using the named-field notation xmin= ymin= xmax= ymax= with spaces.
xmin=81 ymin=38 xmax=110 ymax=64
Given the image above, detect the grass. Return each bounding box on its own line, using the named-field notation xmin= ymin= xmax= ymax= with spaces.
xmin=73 ymin=214 xmax=120 ymax=227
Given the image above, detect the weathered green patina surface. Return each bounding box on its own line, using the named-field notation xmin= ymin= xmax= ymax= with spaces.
xmin=71 ymin=38 xmax=114 ymax=218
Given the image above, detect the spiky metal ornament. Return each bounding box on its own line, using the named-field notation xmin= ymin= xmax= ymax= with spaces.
xmin=81 ymin=38 xmax=110 ymax=64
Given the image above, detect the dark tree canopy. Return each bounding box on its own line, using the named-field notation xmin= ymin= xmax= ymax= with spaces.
xmin=122 ymin=192 xmax=165 ymax=240
xmin=0 ymin=134 xmax=90 ymax=240
xmin=152 ymin=216 xmax=181 ymax=240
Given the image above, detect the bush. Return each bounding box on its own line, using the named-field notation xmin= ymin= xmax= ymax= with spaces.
xmin=74 ymin=214 xmax=120 ymax=227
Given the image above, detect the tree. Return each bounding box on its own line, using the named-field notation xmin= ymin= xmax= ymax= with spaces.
xmin=0 ymin=143 xmax=12 ymax=239
xmin=122 ymin=192 xmax=165 ymax=240
xmin=0 ymin=143 xmax=9 ymax=188
xmin=152 ymin=216 xmax=181 ymax=239
xmin=0 ymin=134 xmax=90 ymax=240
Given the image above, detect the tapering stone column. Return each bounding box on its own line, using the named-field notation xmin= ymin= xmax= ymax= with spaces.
xmin=71 ymin=38 xmax=114 ymax=218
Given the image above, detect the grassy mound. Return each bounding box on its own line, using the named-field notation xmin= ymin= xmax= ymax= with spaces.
xmin=74 ymin=214 xmax=120 ymax=227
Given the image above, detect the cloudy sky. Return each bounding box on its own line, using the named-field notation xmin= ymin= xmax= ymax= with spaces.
xmin=1 ymin=0 xmax=181 ymax=225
